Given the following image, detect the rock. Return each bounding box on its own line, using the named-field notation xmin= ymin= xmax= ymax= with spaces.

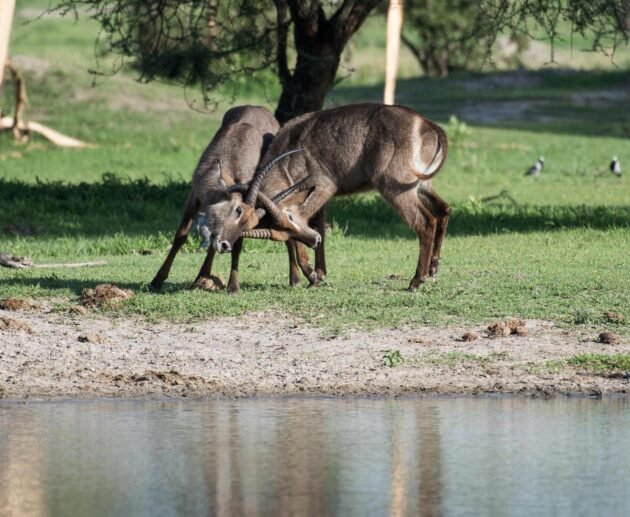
xmin=598 ymin=331 xmax=619 ymax=345
xmin=461 ymin=331 xmax=480 ymax=342
xmin=81 ymin=284 xmax=134 ymax=308
xmin=78 ymin=334 xmax=102 ymax=344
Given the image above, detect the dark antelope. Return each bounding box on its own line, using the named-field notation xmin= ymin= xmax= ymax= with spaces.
xmin=212 ymin=103 xmax=450 ymax=290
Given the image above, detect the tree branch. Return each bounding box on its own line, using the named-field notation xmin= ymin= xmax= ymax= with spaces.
xmin=329 ymin=0 xmax=384 ymax=48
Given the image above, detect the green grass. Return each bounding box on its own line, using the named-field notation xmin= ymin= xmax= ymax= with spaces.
xmin=1 ymin=1 xmax=629 ymax=331
xmin=566 ymin=354 xmax=630 ymax=371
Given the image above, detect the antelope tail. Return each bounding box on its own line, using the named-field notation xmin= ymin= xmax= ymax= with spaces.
xmin=411 ymin=121 xmax=448 ymax=180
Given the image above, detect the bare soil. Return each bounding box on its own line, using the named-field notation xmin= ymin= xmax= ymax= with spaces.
xmin=1 ymin=306 xmax=629 ymax=400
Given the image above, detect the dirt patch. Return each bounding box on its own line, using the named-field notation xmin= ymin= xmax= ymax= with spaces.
xmin=0 ymin=312 xmax=629 ymax=399
xmin=81 ymin=284 xmax=134 ymax=308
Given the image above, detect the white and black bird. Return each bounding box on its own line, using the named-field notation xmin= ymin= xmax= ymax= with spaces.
xmin=610 ymin=156 xmax=622 ymax=177
xmin=525 ymin=156 xmax=544 ymax=177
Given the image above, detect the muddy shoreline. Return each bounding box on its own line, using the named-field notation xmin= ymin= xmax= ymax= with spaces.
xmin=1 ymin=308 xmax=629 ymax=400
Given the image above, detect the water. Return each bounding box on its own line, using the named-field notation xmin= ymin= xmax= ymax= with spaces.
xmin=1 ymin=397 xmax=629 ymax=517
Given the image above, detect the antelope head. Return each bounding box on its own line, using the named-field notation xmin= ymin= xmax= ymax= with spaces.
xmin=207 ymin=149 xmax=321 ymax=253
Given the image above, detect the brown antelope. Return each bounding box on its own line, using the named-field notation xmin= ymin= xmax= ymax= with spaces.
xmin=210 ymin=103 xmax=450 ymax=290
xmin=149 ymin=105 xmax=317 ymax=293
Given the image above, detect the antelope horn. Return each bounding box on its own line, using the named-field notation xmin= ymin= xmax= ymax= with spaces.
xmin=271 ymin=174 xmax=314 ymax=204
xmin=256 ymin=192 xmax=285 ymax=224
xmin=243 ymin=229 xmax=274 ymax=239
xmin=227 ymin=183 xmax=249 ymax=194
xmin=245 ymin=148 xmax=303 ymax=207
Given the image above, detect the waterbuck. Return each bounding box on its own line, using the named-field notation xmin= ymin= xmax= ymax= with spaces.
xmin=210 ymin=103 xmax=450 ymax=290
xmin=149 ymin=105 xmax=317 ymax=293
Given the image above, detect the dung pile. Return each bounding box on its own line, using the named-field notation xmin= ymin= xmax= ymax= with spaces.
xmin=0 ymin=297 xmax=38 ymax=311
xmin=81 ymin=284 xmax=134 ymax=308
xmin=487 ymin=319 xmax=527 ymax=338
xmin=193 ymin=275 xmax=225 ymax=291
xmin=0 ymin=316 xmax=33 ymax=334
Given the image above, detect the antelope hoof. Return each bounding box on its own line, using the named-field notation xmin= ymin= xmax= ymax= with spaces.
xmin=308 ymin=271 xmax=318 ymax=287
xmin=429 ymin=258 xmax=440 ymax=277
xmin=407 ymin=276 xmax=428 ymax=291
xmin=227 ymin=283 xmax=240 ymax=294
xmin=148 ymin=280 xmax=163 ymax=293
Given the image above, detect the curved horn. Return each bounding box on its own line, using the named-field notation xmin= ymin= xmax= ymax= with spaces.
xmin=256 ymin=193 xmax=285 ymax=224
xmin=271 ymin=174 xmax=313 ymax=204
xmin=227 ymin=183 xmax=249 ymax=194
xmin=245 ymin=148 xmax=303 ymax=207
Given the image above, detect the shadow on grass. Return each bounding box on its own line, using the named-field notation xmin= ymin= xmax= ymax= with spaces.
xmin=330 ymin=196 xmax=630 ymax=238
xmin=1 ymin=177 xmax=628 ymax=243
xmin=331 ymin=69 xmax=630 ymax=139
xmin=0 ymin=274 xmax=304 ymax=297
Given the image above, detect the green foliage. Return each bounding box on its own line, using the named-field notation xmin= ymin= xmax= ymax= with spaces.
xmin=446 ymin=115 xmax=471 ymax=145
xmin=383 ymin=350 xmax=405 ymax=367
xmin=566 ymin=354 xmax=630 ymax=371
xmin=402 ymin=0 xmax=504 ymax=77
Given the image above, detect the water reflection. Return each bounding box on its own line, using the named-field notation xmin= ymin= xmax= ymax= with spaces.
xmin=1 ymin=397 xmax=629 ymax=517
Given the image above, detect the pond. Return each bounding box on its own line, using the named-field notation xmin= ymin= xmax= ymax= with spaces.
xmin=1 ymin=397 xmax=629 ymax=516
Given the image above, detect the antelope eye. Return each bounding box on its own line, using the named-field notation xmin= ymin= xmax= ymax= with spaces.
xmin=235 ymin=206 xmax=243 ymax=217
xmin=287 ymin=213 xmax=294 ymax=222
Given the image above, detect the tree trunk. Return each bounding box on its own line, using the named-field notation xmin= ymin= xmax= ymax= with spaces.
xmin=275 ymin=0 xmax=383 ymax=123
xmin=275 ymin=42 xmax=340 ymax=123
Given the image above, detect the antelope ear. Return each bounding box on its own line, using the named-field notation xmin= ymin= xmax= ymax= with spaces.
xmin=209 ymin=160 xmax=235 ymax=191
xmin=219 ymin=161 xmax=235 ymax=187
xmin=209 ymin=160 xmax=227 ymax=191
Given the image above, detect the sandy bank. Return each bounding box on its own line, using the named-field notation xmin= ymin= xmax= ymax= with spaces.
xmin=1 ymin=308 xmax=629 ymax=399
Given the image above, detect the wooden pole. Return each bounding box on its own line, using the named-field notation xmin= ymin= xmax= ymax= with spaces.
xmin=384 ymin=0 xmax=404 ymax=105
xmin=0 ymin=0 xmax=17 ymax=88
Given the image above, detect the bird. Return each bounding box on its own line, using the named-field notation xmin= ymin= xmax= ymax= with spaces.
xmin=525 ymin=156 xmax=544 ymax=176
xmin=610 ymin=156 xmax=621 ymax=177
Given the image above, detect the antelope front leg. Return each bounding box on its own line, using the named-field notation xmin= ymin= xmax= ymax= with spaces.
xmin=227 ymin=237 xmax=244 ymax=293
xmin=150 ymin=192 xmax=198 ymax=292
xmin=311 ymin=208 xmax=327 ymax=282
xmin=286 ymin=240 xmax=303 ymax=286
xmin=193 ymin=248 xmax=225 ymax=291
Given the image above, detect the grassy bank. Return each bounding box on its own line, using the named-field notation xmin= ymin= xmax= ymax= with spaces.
xmin=1 ymin=1 xmax=628 ymax=332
